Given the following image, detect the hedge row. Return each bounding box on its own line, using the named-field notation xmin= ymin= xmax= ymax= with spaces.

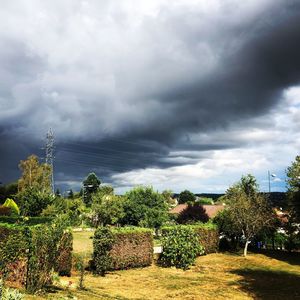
xmin=161 ymin=223 xmax=219 ymax=254
xmin=0 ymin=221 xmax=73 ymax=293
xmin=110 ymin=227 xmax=153 ymax=270
xmin=93 ymin=227 xmax=153 ymax=275
xmin=54 ymin=231 xmax=73 ymax=276
xmin=0 ymin=216 xmax=53 ymax=225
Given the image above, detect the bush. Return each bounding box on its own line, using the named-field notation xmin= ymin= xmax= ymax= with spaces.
xmin=93 ymin=227 xmax=153 ymax=274
xmin=110 ymin=227 xmax=153 ymax=270
xmin=162 ymin=223 xmax=219 ymax=254
xmin=0 ymin=218 xmax=68 ymax=293
xmin=0 ymin=279 xmax=24 ymax=299
xmin=93 ymin=227 xmax=114 ymax=276
xmin=0 ymin=216 xmax=53 ymax=225
xmin=159 ymin=226 xmax=203 ymax=270
xmin=3 ymin=199 xmax=20 ymax=215
xmin=0 ymin=206 xmax=11 ymax=216
xmin=55 ymin=231 xmax=73 ymax=276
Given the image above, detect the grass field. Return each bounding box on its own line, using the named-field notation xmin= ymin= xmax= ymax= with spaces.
xmin=24 ymin=231 xmax=300 ymax=300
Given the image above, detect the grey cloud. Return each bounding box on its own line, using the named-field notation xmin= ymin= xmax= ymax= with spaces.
xmin=1 ymin=0 xmax=300 ymax=190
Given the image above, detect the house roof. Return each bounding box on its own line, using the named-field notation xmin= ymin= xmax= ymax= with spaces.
xmin=169 ymin=204 xmax=225 ymax=218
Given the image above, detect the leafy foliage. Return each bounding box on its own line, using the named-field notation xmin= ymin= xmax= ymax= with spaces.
xmin=17 ymin=188 xmax=53 ymax=217
xmin=222 ymin=175 xmax=274 ymax=256
xmin=91 ymin=194 xmax=125 ymax=226
xmin=55 ymin=231 xmax=73 ymax=276
xmin=0 ymin=217 xmax=69 ymax=293
xmin=178 ymin=190 xmax=196 ymax=204
xmin=17 ymin=155 xmax=51 ymax=194
xmin=3 ymin=198 xmax=20 ymax=215
xmin=93 ymin=227 xmax=114 ymax=276
xmin=0 ymin=279 xmax=24 ymax=300
xmin=121 ymin=186 xmax=169 ymax=228
xmin=286 ymin=155 xmax=300 ymax=221
xmin=82 ymin=173 xmax=101 ymax=206
xmin=177 ymin=203 xmax=209 ymax=224
xmin=159 ymin=225 xmax=203 ymax=270
xmin=110 ymin=227 xmax=153 ymax=270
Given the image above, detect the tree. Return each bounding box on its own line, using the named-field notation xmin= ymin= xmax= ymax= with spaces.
xmin=177 ymin=203 xmax=209 ymax=224
xmin=82 ymin=173 xmax=101 ymax=206
xmin=162 ymin=190 xmax=176 ymax=207
xmin=91 ymin=193 xmax=125 ymax=226
xmin=286 ymin=155 xmax=300 ymax=221
xmin=224 ymin=175 xmax=274 ymax=256
xmin=178 ymin=190 xmax=196 ymax=204
xmin=18 ymin=187 xmax=53 ymax=216
xmin=121 ymin=186 xmax=169 ymax=228
xmin=18 ymin=155 xmax=51 ymax=194
xmin=0 ymin=182 xmax=18 ymax=204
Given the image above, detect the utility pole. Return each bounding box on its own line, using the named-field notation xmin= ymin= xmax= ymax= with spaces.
xmin=45 ymin=128 xmax=55 ymax=194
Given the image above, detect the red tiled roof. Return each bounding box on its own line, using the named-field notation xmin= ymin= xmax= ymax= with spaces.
xmin=169 ymin=204 xmax=225 ymax=218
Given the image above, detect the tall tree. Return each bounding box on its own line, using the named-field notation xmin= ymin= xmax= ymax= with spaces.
xmin=286 ymin=155 xmax=300 ymax=221
xmin=121 ymin=186 xmax=169 ymax=228
xmin=224 ymin=175 xmax=274 ymax=256
xmin=82 ymin=173 xmax=101 ymax=206
xmin=178 ymin=190 xmax=196 ymax=204
xmin=18 ymin=155 xmax=51 ymax=194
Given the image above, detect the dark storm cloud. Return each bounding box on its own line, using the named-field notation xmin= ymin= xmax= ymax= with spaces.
xmin=1 ymin=0 xmax=300 ymax=190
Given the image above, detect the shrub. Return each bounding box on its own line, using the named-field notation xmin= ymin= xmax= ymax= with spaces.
xmin=192 ymin=223 xmax=219 ymax=254
xmin=93 ymin=227 xmax=153 ymax=274
xmin=72 ymin=254 xmax=86 ymax=290
xmin=0 ymin=279 xmax=24 ymax=300
xmin=55 ymin=231 xmax=73 ymax=276
xmin=0 ymin=218 xmax=68 ymax=293
xmin=110 ymin=227 xmax=153 ymax=270
xmin=0 ymin=206 xmax=11 ymax=216
xmin=162 ymin=223 xmax=219 ymax=254
xmin=93 ymin=227 xmax=114 ymax=276
xmin=3 ymin=199 xmax=20 ymax=215
xmin=159 ymin=226 xmax=203 ymax=270
xmin=0 ymin=216 xmax=53 ymax=225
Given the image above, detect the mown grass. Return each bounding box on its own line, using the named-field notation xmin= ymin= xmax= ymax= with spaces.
xmin=23 ymin=231 xmax=300 ymax=300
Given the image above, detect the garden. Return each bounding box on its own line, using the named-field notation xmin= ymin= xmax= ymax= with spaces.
xmin=0 ymin=154 xmax=300 ymax=299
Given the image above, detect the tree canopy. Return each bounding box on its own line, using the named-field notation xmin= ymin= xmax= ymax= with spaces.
xmin=121 ymin=186 xmax=169 ymax=228
xmin=178 ymin=190 xmax=196 ymax=204
xmin=82 ymin=173 xmax=101 ymax=206
xmin=222 ymin=175 xmax=274 ymax=256
xmin=286 ymin=155 xmax=300 ymax=221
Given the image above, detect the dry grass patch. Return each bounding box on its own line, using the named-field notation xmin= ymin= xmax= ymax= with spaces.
xmin=23 ymin=251 xmax=300 ymax=300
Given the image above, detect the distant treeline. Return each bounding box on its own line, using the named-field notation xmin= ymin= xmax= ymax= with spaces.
xmin=173 ymin=192 xmax=287 ymax=208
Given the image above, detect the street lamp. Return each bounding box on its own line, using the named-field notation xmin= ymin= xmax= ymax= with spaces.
xmin=268 ymin=171 xmax=276 ymax=193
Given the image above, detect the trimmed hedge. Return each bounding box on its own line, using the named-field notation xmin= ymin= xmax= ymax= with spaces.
xmin=161 ymin=223 xmax=219 ymax=254
xmin=110 ymin=227 xmax=153 ymax=270
xmin=93 ymin=227 xmax=153 ymax=274
xmin=0 ymin=220 xmax=71 ymax=293
xmin=55 ymin=231 xmax=73 ymax=276
xmin=0 ymin=216 xmax=53 ymax=225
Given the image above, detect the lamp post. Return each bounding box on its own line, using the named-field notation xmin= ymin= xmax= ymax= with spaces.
xmin=268 ymin=171 xmax=276 ymax=193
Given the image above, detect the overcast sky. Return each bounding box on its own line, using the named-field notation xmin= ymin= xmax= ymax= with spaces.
xmin=1 ymin=0 xmax=300 ymax=194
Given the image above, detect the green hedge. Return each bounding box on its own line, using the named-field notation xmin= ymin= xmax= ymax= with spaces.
xmin=0 ymin=219 xmax=70 ymax=293
xmin=161 ymin=223 xmax=219 ymax=254
xmin=54 ymin=231 xmax=73 ymax=276
xmin=93 ymin=227 xmax=153 ymax=274
xmin=159 ymin=225 xmax=204 ymax=269
xmin=0 ymin=216 xmax=53 ymax=225
xmin=110 ymin=227 xmax=153 ymax=270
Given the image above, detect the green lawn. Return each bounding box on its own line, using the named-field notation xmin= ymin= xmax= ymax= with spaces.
xmin=23 ymin=231 xmax=300 ymax=300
